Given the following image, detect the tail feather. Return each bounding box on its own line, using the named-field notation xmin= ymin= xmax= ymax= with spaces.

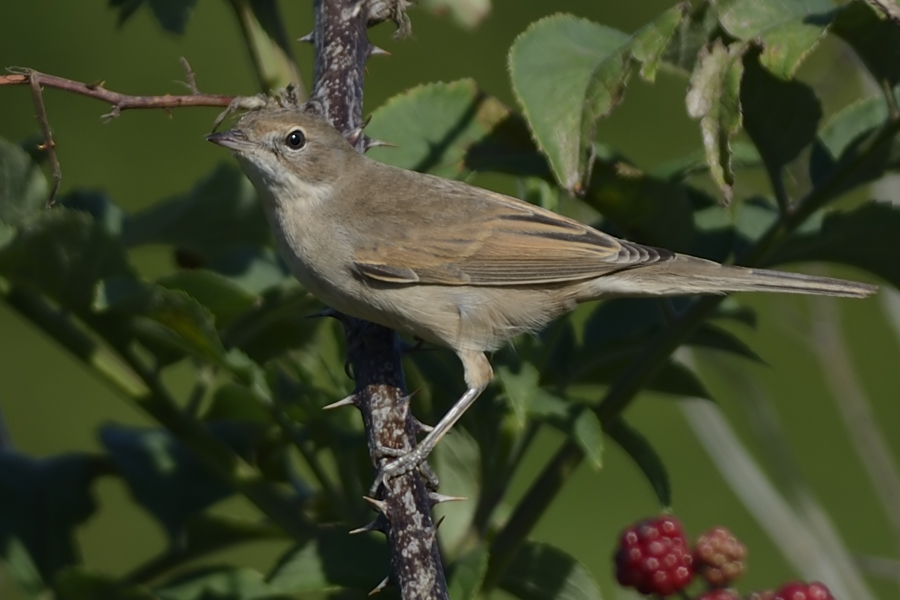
xmin=587 ymin=255 xmax=878 ymax=299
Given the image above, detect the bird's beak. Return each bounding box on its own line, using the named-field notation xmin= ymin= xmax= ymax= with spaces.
xmin=206 ymin=129 xmax=253 ymax=152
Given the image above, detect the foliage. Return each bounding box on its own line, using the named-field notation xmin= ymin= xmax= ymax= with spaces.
xmin=2 ymin=1 xmax=899 ymax=599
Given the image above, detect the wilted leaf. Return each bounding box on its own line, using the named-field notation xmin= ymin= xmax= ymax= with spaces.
xmin=768 ymin=201 xmax=898 ymax=288
xmin=631 ymin=3 xmax=689 ymax=81
xmin=716 ymin=0 xmax=836 ymax=79
xmin=661 ymin=1 xmax=722 ymax=74
xmin=267 ymin=528 xmax=389 ymax=593
xmin=686 ymin=40 xmax=746 ymax=203
xmin=500 ymin=541 xmax=602 ymax=600
xmin=0 ymin=452 xmax=100 ymax=581
xmin=605 ymin=419 xmax=671 ymax=507
xmin=0 ymin=137 xmax=48 ymax=226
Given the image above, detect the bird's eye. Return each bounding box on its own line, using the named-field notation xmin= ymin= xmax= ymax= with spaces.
xmin=285 ymin=129 xmax=306 ymax=149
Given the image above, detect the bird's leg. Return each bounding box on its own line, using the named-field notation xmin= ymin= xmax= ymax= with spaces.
xmin=371 ymin=350 xmax=492 ymax=492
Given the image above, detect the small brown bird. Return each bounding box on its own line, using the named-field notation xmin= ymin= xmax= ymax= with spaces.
xmin=209 ymin=102 xmax=876 ymax=480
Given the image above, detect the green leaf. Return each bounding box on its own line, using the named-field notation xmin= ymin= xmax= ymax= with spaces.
xmin=0 ymin=137 xmax=48 ymax=226
xmin=585 ymin=160 xmax=697 ymax=251
xmin=572 ymin=407 xmax=604 ymax=468
xmin=61 ymin=190 xmax=127 ymax=237
xmin=448 ymin=545 xmax=489 ymax=600
xmin=0 ymin=452 xmax=99 ymax=581
xmin=99 ymin=422 xmax=262 ymax=538
xmin=499 ymin=541 xmax=602 ymax=600
xmin=155 ymin=566 xmax=271 ymax=600
xmin=661 ymin=1 xmax=722 ymax=74
xmin=0 ymin=209 xmax=135 ymax=311
xmin=509 ymin=15 xmax=630 ymax=194
xmin=689 ymin=323 xmax=763 ymax=363
xmin=650 ymin=141 xmax=761 ymax=181
xmin=605 ymin=419 xmax=671 ymax=507
xmin=419 ymin=0 xmax=490 ymax=29
xmin=768 ymin=201 xmax=899 ymax=288
xmin=832 ymin=1 xmax=900 ymax=89
xmin=631 ymin=3 xmax=689 ymax=82
xmin=809 ymin=94 xmax=900 ymax=194
xmin=157 ymin=270 xmax=257 ymax=329
xmin=433 ymin=429 xmax=481 ymax=551
xmin=125 ymin=164 xmax=269 ymax=262
xmin=716 ymin=0 xmax=836 ymax=79
xmin=496 ymin=361 xmax=540 ymax=428
xmin=109 ymin=0 xmax=197 ymax=35
xmin=55 ymin=567 xmax=156 ymax=600
xmin=741 ymin=51 xmax=822 ymax=176
xmin=267 ymin=529 xmax=389 ymax=593
xmin=366 ymin=79 xmax=528 ymax=178
xmin=649 ymin=360 xmax=712 ymax=399
xmin=686 ymin=40 xmax=746 ymax=203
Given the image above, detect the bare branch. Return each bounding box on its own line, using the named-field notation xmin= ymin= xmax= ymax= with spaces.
xmin=28 ymin=74 xmax=61 ymax=207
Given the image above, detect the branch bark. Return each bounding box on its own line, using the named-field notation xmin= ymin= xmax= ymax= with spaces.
xmin=309 ymin=1 xmax=448 ymax=598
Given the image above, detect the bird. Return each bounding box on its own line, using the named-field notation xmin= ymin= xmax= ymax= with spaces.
xmin=208 ymin=101 xmax=877 ymax=482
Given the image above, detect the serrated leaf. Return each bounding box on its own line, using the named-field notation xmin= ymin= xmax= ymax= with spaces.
xmin=0 ymin=137 xmax=48 ymax=226
xmin=509 ymin=15 xmax=630 ymax=194
xmin=420 ymin=0 xmax=490 ymax=29
xmin=632 ymin=3 xmax=689 ymax=81
xmin=448 ymin=545 xmax=489 ymax=600
xmin=100 ymin=422 xmax=263 ymax=539
xmin=499 ymin=541 xmax=602 ymax=600
xmin=768 ymin=201 xmax=898 ymax=288
xmin=686 ymin=40 xmax=746 ymax=203
xmin=832 ymin=1 xmax=900 ymax=89
xmin=0 ymin=209 xmax=135 ymax=311
xmin=496 ymin=361 xmax=540 ymax=428
xmin=605 ymin=419 xmax=671 ymax=507
xmin=0 ymin=452 xmax=99 ymax=581
xmin=125 ymin=164 xmax=269 ymax=262
xmin=366 ymin=79 xmax=527 ymax=178
xmin=267 ymin=529 xmax=389 ymax=593
xmin=661 ymin=1 xmax=722 ymax=74
xmin=741 ymin=52 xmax=822 ymax=177
xmin=716 ymin=0 xmax=836 ymax=78
xmin=155 ymin=566 xmax=271 ymax=600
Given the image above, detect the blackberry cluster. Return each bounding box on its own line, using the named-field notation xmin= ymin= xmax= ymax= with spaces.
xmin=612 ymin=515 xmax=838 ymax=600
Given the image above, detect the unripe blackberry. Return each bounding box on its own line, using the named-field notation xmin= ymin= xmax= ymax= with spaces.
xmin=694 ymin=526 xmax=747 ymax=586
xmin=697 ymin=590 xmax=740 ymax=600
xmin=773 ymin=581 xmax=835 ymax=600
xmin=614 ymin=515 xmax=694 ymax=596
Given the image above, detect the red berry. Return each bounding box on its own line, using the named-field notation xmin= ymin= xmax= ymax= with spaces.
xmin=694 ymin=526 xmax=747 ymax=586
xmin=697 ymin=590 xmax=740 ymax=600
xmin=614 ymin=516 xmax=694 ymax=596
xmin=773 ymin=581 xmax=835 ymax=600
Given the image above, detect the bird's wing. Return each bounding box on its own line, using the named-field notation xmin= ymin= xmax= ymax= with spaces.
xmin=350 ymin=182 xmax=674 ymax=286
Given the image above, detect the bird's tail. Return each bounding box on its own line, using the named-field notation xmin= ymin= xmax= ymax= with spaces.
xmin=587 ymin=255 xmax=877 ymax=299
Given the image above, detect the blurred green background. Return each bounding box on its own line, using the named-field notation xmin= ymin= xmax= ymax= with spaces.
xmin=0 ymin=1 xmax=897 ymax=598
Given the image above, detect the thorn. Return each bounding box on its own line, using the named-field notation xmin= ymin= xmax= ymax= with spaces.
xmin=363 ymin=136 xmax=398 ymax=151
xmin=433 ymin=515 xmax=445 ymax=534
xmin=369 ymin=576 xmax=389 ymax=596
xmin=298 ymin=31 xmax=315 ymax=43
xmin=363 ymin=495 xmax=388 ymax=514
xmin=429 ymin=492 xmax=467 ymax=505
xmin=368 ymin=44 xmax=391 ymax=57
xmin=349 ymin=518 xmax=384 ymax=535
xmin=345 ymin=126 xmax=365 ymax=147
xmin=399 ymin=390 xmax=418 ymax=405
xmin=322 ymin=394 xmax=358 ymax=410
